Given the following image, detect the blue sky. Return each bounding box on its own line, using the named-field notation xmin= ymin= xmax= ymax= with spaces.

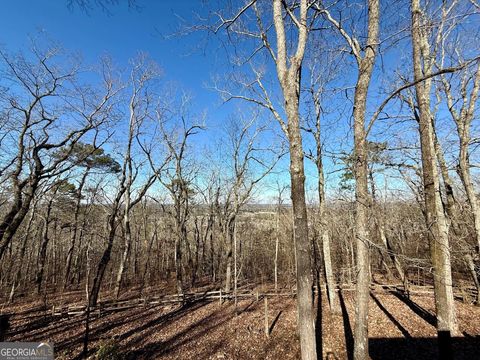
xmin=0 ymin=0 xmax=233 ymax=129
xmin=0 ymin=1 xmax=212 ymax=82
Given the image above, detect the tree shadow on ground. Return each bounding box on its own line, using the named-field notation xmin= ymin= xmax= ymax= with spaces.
xmin=369 ymin=336 xmax=480 ymax=360
xmin=315 ymin=288 xmax=323 ymax=357
xmin=67 ymin=299 xmax=211 ymax=359
xmin=338 ymin=291 xmax=354 ymax=360
xmin=118 ymin=300 xmax=210 ymax=349
xmin=123 ymin=303 xmax=235 ymax=359
xmin=269 ymin=310 xmax=283 ymax=335
xmin=370 ymin=292 xmax=411 ymax=338
xmin=392 ymin=290 xmax=436 ymax=327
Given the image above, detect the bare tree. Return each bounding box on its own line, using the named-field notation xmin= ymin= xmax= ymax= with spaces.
xmin=157 ymin=96 xmax=204 ymax=296
xmin=219 ymin=114 xmax=282 ymax=308
xmin=89 ymin=56 xmax=161 ymax=306
xmin=304 ymin=54 xmax=341 ymax=314
xmin=213 ymin=1 xmax=318 ymax=357
xmin=315 ymin=1 xmax=380 ymax=357
xmin=0 ymin=44 xmax=117 ymax=264
xmin=113 ymin=55 xmax=161 ymax=299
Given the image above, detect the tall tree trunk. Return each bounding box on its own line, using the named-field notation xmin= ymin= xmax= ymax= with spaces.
xmin=271 ymin=0 xmax=317 ymax=356
xmin=411 ymin=0 xmax=457 ymax=345
xmin=310 ymin=80 xmax=340 ymax=313
xmin=275 ymin=208 xmax=280 ymax=291
xmin=352 ymin=79 xmax=372 ymax=360
xmin=352 ymin=2 xmax=379 ymax=358
xmin=286 ymin=99 xmax=317 ymax=360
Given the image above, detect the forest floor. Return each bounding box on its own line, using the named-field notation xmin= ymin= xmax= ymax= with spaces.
xmin=2 ymin=283 xmax=480 ymax=359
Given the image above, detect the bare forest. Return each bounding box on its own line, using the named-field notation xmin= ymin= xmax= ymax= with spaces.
xmin=0 ymin=1 xmax=479 ymax=359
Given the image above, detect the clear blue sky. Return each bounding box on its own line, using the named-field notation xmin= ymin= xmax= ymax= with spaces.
xmin=0 ymin=0 xmax=233 ymax=128
xmin=1 ymin=2 xmax=195 ymax=75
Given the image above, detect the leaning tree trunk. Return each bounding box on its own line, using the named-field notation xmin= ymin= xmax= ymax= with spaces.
xmin=275 ymin=208 xmax=280 ymax=291
xmin=114 ymin=165 xmax=133 ymax=299
xmin=464 ymin=254 xmax=480 ymax=304
xmin=8 ymin=204 xmax=36 ymax=303
xmin=89 ymin=213 xmax=117 ymax=308
xmin=0 ymin=180 xmax=39 ymax=263
xmin=411 ymin=0 xmax=457 ymax=345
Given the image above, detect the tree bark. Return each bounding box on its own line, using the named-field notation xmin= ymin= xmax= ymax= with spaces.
xmin=351 ymin=2 xmax=379 ymax=358
xmin=272 ymin=0 xmax=317 ymax=357
xmin=411 ymin=0 xmax=457 ymax=342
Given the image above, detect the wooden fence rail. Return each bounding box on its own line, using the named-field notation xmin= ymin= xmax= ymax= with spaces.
xmin=50 ymin=282 xmax=478 ymax=317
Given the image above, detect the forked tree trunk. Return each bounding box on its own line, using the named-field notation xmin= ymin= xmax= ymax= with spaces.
xmin=444 ymin=61 xmax=480 ymax=252
xmin=272 ymin=0 xmax=317 ymax=357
